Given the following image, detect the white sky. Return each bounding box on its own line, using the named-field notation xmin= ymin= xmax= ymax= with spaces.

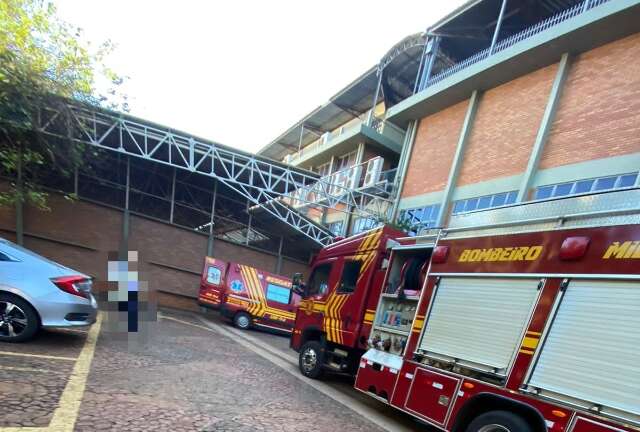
xmin=54 ymin=0 xmax=465 ymax=153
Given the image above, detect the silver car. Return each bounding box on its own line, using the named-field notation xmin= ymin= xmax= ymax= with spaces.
xmin=0 ymin=237 xmax=97 ymax=342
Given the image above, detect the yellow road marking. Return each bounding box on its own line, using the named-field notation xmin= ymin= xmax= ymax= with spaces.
xmin=46 ymin=313 xmax=103 ymax=432
xmin=0 ymin=351 xmax=76 ymax=362
xmin=160 ymin=315 xmax=213 ymax=332
xmin=0 ymin=366 xmax=52 ymax=374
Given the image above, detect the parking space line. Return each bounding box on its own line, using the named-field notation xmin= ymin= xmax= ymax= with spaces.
xmin=0 ymin=366 xmax=52 ymax=374
xmin=0 ymin=352 xmax=76 ymax=362
xmin=46 ymin=313 xmax=103 ymax=432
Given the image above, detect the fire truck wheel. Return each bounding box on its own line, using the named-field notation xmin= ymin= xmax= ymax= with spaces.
xmin=233 ymin=312 xmax=251 ymax=330
xmin=465 ymin=410 xmax=532 ymax=432
xmin=299 ymin=340 xmax=324 ymax=379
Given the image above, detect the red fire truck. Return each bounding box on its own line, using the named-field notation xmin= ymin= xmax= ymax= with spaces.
xmin=198 ymin=257 xmax=300 ymax=332
xmin=291 ymin=188 xmax=640 ymax=432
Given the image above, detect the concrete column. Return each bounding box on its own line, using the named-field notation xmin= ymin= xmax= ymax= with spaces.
xmin=275 ymin=236 xmax=284 ymax=274
xmin=489 ymin=0 xmax=508 ymax=55
xmin=207 ymin=181 xmax=217 ymax=257
xmin=390 ymin=120 xmax=418 ymax=222
xmin=516 ymin=53 xmax=572 ymax=202
xmin=343 ymin=142 xmax=366 ymax=236
xmin=119 ymin=156 xmax=131 ymax=260
xmin=435 ymin=90 xmax=481 ymax=227
xmin=169 ymin=168 xmax=177 ymax=223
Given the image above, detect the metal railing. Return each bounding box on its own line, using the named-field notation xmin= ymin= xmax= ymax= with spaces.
xmin=423 ymin=0 xmax=612 ymax=89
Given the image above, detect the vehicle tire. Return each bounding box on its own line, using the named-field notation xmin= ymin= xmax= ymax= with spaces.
xmin=299 ymin=340 xmax=324 ymax=379
xmin=465 ymin=410 xmax=533 ymax=432
xmin=233 ymin=312 xmax=251 ymax=330
xmin=0 ymin=294 xmax=39 ymax=343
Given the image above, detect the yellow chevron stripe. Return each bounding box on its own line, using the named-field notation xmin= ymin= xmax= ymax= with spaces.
xmin=521 ymin=336 xmax=539 ymax=350
xmin=241 ymin=266 xmax=261 ymax=317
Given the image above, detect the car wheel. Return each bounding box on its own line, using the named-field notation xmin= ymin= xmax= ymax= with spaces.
xmin=299 ymin=340 xmax=324 ymax=379
xmin=466 ymin=411 xmax=533 ymax=432
xmin=0 ymin=294 xmax=39 ymax=343
xmin=233 ymin=312 xmax=251 ymax=330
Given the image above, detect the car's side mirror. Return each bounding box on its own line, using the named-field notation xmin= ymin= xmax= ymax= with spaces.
xmin=292 ymin=272 xmax=305 ymax=296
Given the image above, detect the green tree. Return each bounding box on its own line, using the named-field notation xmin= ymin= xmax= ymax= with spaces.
xmin=0 ymin=0 xmax=125 ymax=241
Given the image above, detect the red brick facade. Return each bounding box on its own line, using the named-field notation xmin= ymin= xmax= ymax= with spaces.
xmin=540 ymin=33 xmax=640 ymax=169
xmin=0 ymin=188 xmax=308 ymax=311
xmin=458 ymin=63 xmax=557 ymax=186
xmin=401 ymin=99 xmax=469 ymax=198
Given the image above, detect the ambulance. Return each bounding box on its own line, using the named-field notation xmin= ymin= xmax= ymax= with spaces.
xmin=198 ymin=258 xmax=300 ymax=332
xmin=291 ymin=188 xmax=640 ymax=432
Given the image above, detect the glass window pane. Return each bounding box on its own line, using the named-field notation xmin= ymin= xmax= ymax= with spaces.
xmin=421 ymin=206 xmax=433 ymax=220
xmin=535 ymin=186 xmax=553 ymax=200
xmin=575 ymin=179 xmax=595 ymax=194
xmin=207 ymin=267 xmax=222 ymax=285
xmin=464 ymin=198 xmax=479 ymax=212
xmin=338 ymin=261 xmax=362 ymax=294
xmin=594 ymin=176 xmax=616 ymax=191
xmin=453 ymin=201 xmax=466 ymax=214
xmin=554 ymin=183 xmax=573 ymax=197
xmin=411 ymin=208 xmax=424 ymax=223
xmin=492 ymin=192 xmax=507 ymax=207
xmin=266 ymin=284 xmax=291 ymax=304
xmin=307 ymin=263 xmax=332 ymax=296
xmin=477 ymin=196 xmax=492 ymax=210
xmin=619 ymin=174 xmax=637 ymax=188
xmin=505 ymin=191 xmax=517 ymax=204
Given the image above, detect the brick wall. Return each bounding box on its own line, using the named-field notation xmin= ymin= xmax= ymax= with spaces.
xmin=0 ymin=186 xmax=308 ymax=310
xmin=541 ymin=33 xmax=640 ymax=170
xmin=401 ymin=99 xmax=469 ymax=198
xmin=457 ymin=63 xmax=557 ymax=186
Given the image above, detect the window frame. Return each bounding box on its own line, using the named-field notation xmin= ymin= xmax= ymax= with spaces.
xmin=533 ymin=172 xmax=638 ymax=201
xmin=337 ymin=260 xmax=362 ymax=294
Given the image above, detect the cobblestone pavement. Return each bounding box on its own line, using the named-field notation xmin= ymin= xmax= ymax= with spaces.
xmin=0 ymin=309 xmax=423 ymax=431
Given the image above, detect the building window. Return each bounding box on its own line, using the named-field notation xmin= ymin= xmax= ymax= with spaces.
xmin=352 ymin=217 xmax=379 ymax=235
xmin=265 ymin=283 xmax=292 ymax=305
xmin=534 ymin=173 xmax=638 ymax=200
xmin=337 ymin=260 xmax=362 ymax=294
xmin=452 ymin=191 xmax=517 ymax=215
xmin=326 ymin=221 xmax=343 ymax=236
xmin=336 ymin=151 xmax=357 ymax=171
xmin=398 ymin=203 xmax=441 ymax=235
xmin=316 ymin=161 xmax=332 ymax=177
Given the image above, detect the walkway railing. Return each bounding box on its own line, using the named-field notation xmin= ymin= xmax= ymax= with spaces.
xmin=422 ymin=0 xmax=612 ymax=90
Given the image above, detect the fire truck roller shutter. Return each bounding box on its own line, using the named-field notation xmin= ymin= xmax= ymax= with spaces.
xmin=527 ymin=279 xmax=640 ymax=420
xmin=418 ymin=277 xmax=541 ymax=375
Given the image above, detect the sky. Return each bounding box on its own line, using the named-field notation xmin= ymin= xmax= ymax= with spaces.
xmin=54 ymin=0 xmax=466 ymax=153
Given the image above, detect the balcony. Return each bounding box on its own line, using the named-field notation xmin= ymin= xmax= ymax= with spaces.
xmin=287 ymin=156 xmax=398 ymax=210
xmin=388 ymin=0 xmax=640 ymax=125
xmin=284 ymin=117 xmax=405 ymax=167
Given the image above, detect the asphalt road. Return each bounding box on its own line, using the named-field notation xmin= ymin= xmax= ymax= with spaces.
xmin=0 ymin=308 xmax=430 ymax=432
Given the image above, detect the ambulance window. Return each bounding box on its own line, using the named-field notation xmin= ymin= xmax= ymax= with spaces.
xmin=338 ymin=261 xmax=361 ymax=294
xmin=266 ymin=284 xmax=291 ymax=304
xmin=206 ymin=267 xmax=222 ymax=285
xmin=307 ymin=263 xmax=332 ymax=296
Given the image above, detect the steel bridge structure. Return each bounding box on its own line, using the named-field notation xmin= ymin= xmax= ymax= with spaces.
xmin=35 ymin=102 xmax=394 ymax=246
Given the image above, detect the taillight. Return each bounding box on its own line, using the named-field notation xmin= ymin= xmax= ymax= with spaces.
xmin=51 ymin=276 xmax=92 ymax=299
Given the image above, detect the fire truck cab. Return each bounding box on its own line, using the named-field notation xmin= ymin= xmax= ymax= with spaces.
xmin=198 ymin=258 xmax=299 ymax=333
xmin=353 ymin=188 xmax=640 ymax=432
xmin=290 ymin=225 xmax=408 ymax=377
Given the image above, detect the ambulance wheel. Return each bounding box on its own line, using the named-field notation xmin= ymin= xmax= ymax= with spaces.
xmin=299 ymin=340 xmax=324 ymax=379
xmin=465 ymin=411 xmax=532 ymax=432
xmin=233 ymin=312 xmax=251 ymax=330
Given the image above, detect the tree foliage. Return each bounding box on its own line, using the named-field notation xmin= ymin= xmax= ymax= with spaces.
xmin=0 ymin=0 xmax=125 ymax=209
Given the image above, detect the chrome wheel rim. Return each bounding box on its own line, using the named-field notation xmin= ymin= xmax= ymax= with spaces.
xmin=237 ymin=315 xmax=250 ymax=328
xmin=0 ymin=301 xmax=28 ymax=338
xmin=478 ymin=426 xmax=510 ymax=432
xmin=301 ymin=347 xmax=317 ymax=373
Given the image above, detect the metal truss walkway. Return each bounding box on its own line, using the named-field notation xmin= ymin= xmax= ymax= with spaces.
xmin=36 ymin=103 xmax=393 ymax=246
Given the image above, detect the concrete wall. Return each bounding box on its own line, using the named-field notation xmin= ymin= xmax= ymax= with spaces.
xmin=399 ymin=32 xmax=640 ymax=211
xmin=0 ymin=187 xmax=309 ymax=310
